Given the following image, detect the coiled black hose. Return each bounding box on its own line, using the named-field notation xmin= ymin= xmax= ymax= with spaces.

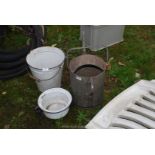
xmin=0 ymin=25 xmax=46 ymax=80
xmin=0 ymin=58 xmax=26 ymax=69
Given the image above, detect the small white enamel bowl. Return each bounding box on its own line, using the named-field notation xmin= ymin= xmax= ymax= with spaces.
xmin=38 ymin=88 xmax=72 ymax=119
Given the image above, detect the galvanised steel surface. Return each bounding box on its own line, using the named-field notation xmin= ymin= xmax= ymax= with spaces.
xmin=69 ymin=54 xmax=106 ymax=107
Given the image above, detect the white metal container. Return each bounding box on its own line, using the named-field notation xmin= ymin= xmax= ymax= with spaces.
xmin=38 ymin=88 xmax=72 ymax=119
xmin=26 ymin=46 xmax=65 ymax=92
xmin=80 ymin=25 xmax=125 ymax=51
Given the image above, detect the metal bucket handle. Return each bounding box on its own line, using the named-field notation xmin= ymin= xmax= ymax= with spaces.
xmin=67 ymin=46 xmax=91 ymax=68
xmin=67 ymin=46 xmax=109 ymax=68
xmin=27 ymin=65 xmax=63 ymax=82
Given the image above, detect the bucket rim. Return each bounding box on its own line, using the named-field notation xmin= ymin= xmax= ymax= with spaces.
xmin=69 ymin=54 xmax=106 ymax=78
xmin=26 ymin=46 xmax=65 ymax=71
xmin=38 ymin=88 xmax=72 ymax=113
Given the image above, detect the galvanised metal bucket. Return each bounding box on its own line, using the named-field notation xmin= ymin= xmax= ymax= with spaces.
xmin=67 ymin=47 xmax=106 ymax=107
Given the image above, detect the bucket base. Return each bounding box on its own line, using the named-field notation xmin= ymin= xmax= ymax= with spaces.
xmin=74 ymin=100 xmax=102 ymax=108
xmin=36 ymin=80 xmax=61 ymax=92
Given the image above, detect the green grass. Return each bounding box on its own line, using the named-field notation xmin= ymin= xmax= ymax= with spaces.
xmin=0 ymin=26 xmax=29 ymax=50
xmin=0 ymin=25 xmax=155 ymax=128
